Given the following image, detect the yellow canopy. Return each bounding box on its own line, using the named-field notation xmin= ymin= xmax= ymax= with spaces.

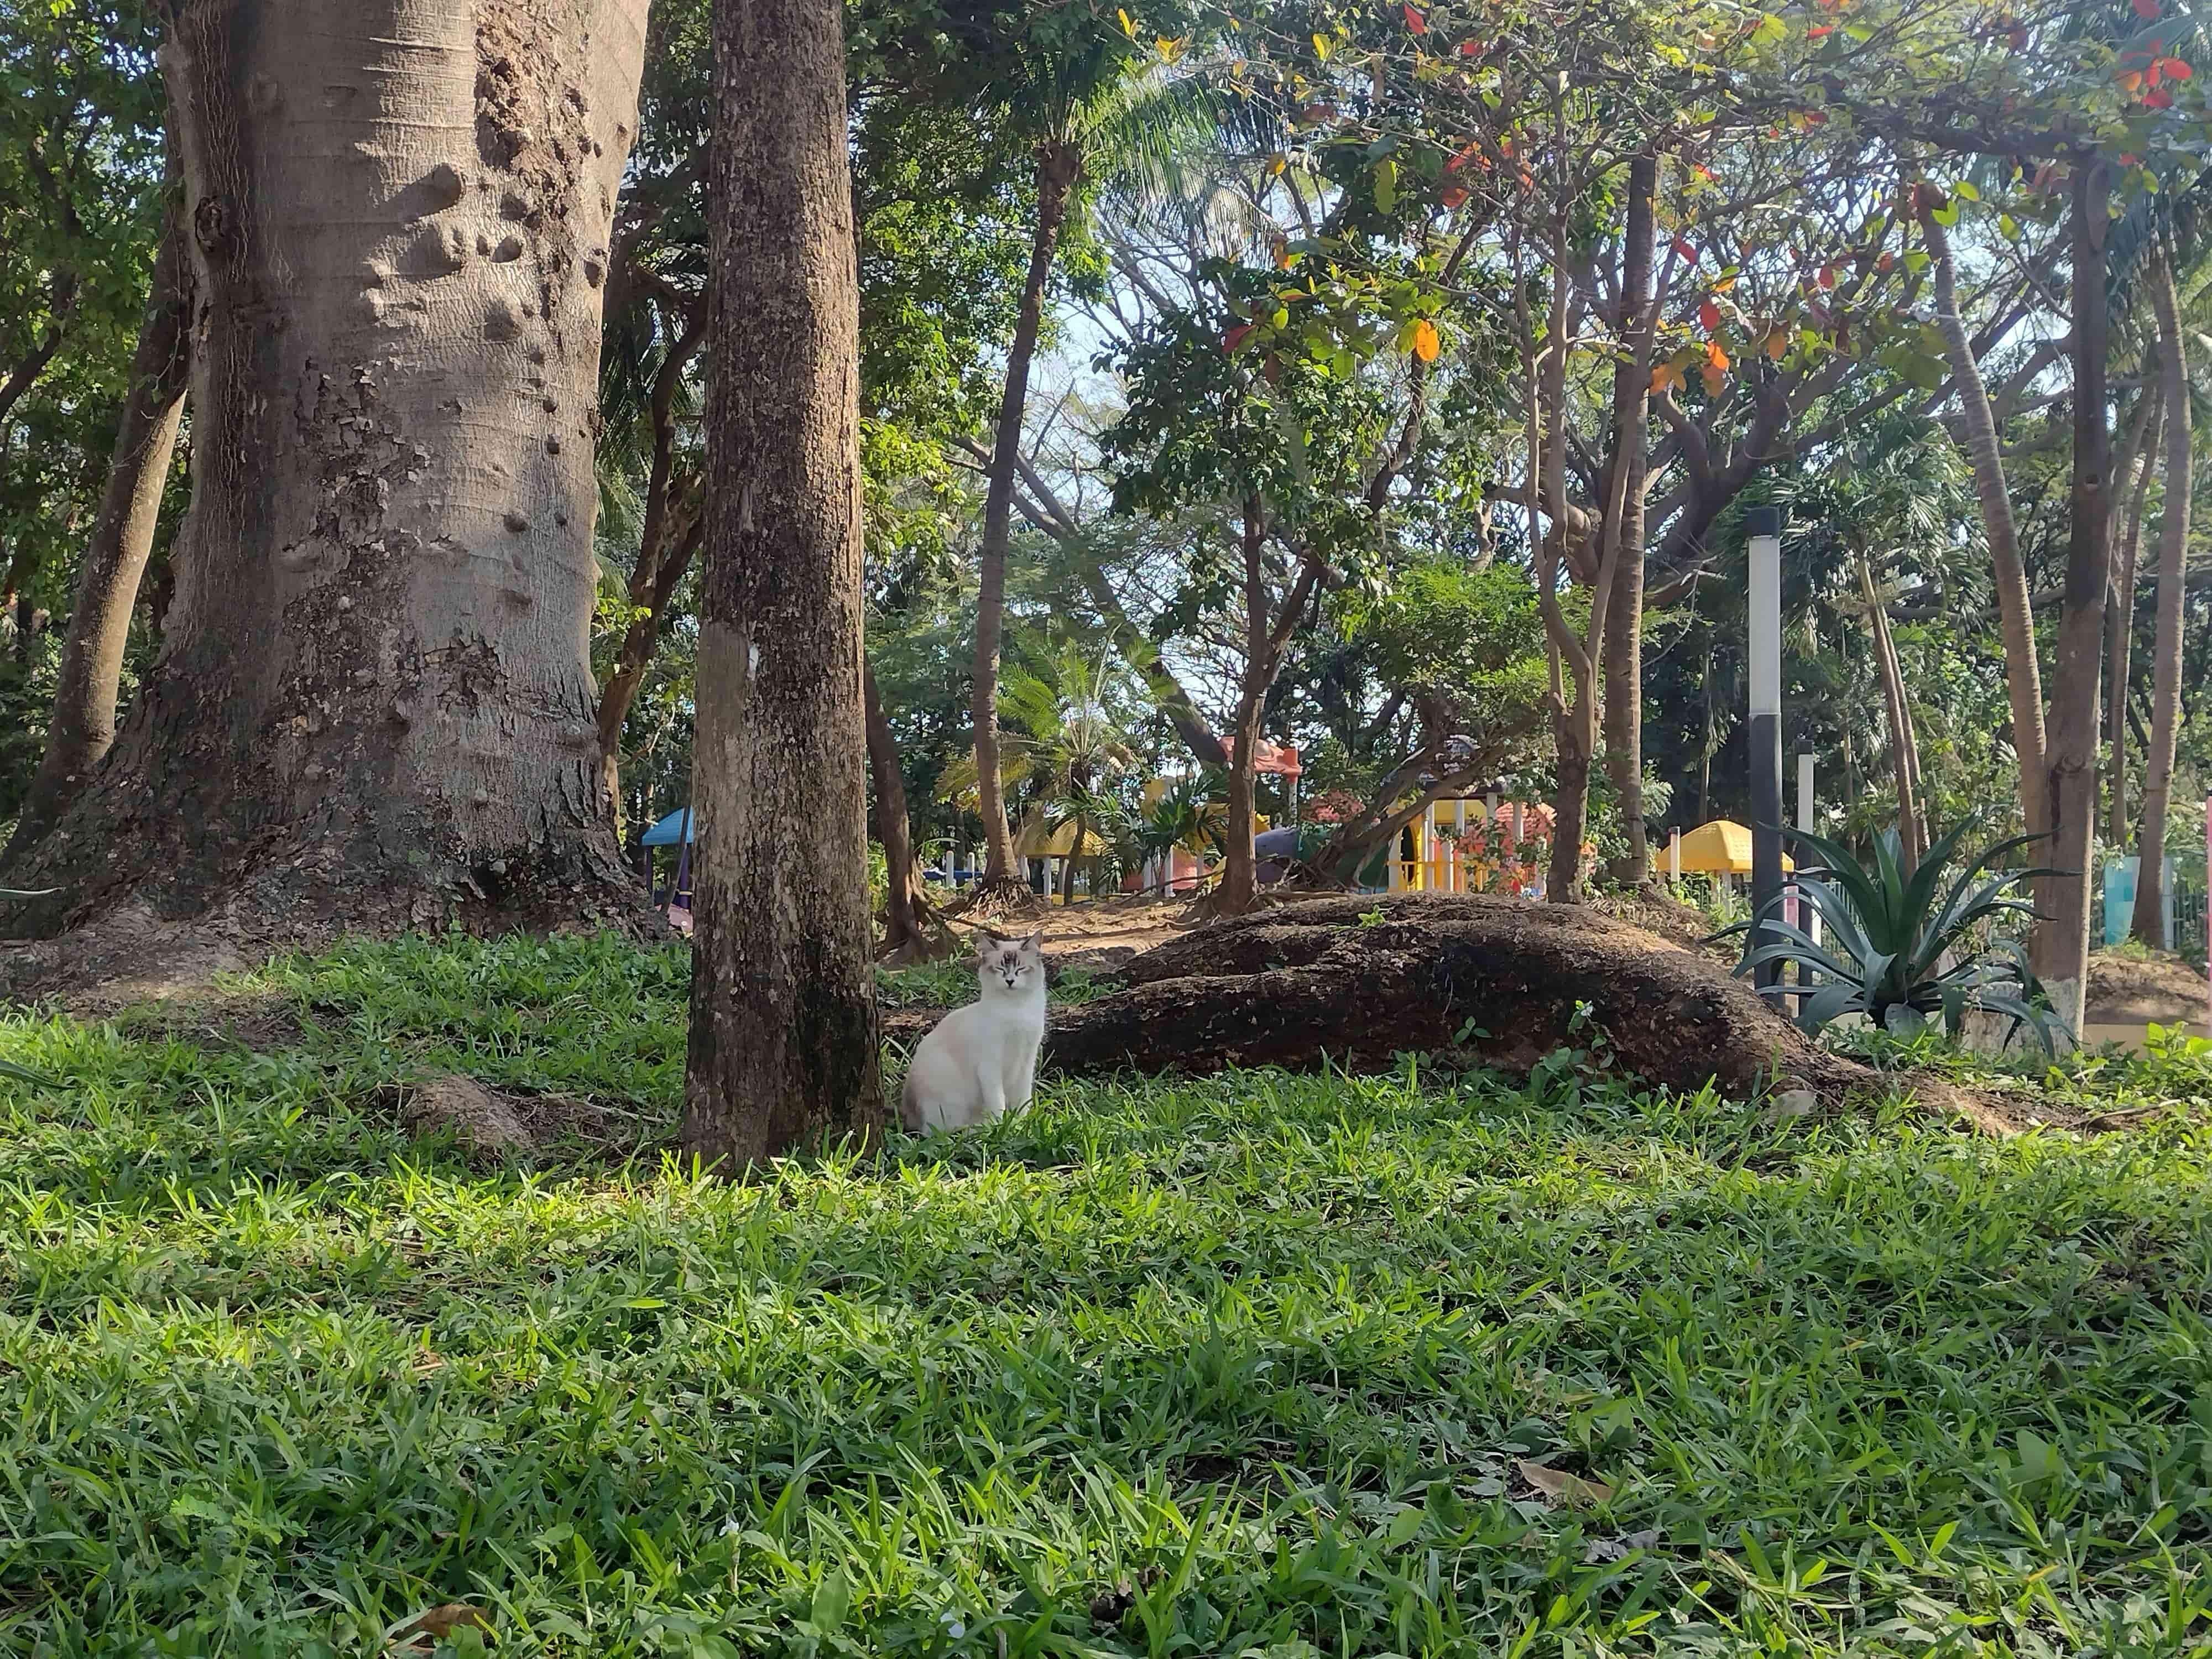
xmin=1673 ymin=819 xmax=1793 ymax=875
xmin=1013 ymin=812 xmax=1114 ymax=859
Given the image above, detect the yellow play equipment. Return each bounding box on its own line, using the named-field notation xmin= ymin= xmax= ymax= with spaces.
xmin=1385 ymin=794 xmax=1550 ymax=893
xmin=1666 ymin=820 xmax=1793 ymax=879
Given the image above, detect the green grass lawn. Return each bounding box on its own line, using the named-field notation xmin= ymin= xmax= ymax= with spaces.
xmin=1 ymin=935 xmax=2209 ymax=1657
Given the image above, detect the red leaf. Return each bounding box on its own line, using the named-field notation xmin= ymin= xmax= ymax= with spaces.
xmin=1808 ymin=23 xmax=1833 ymax=37
xmin=1458 ymin=37 xmax=1481 ymax=54
xmin=2166 ymin=55 xmax=2194 ymax=78
xmin=2134 ymin=0 xmax=2160 ymax=19
xmin=1699 ymin=299 xmax=1721 ymax=332
xmin=1673 ymin=237 xmax=1698 ymax=261
xmin=2146 ymin=86 xmax=2174 ymax=106
xmin=1440 ymin=184 xmax=1468 ymax=208
xmin=1403 ymin=3 xmax=1428 ymax=30
xmin=1817 ymin=265 xmax=1837 ymax=290
xmin=1223 ymin=324 xmax=1255 ymax=352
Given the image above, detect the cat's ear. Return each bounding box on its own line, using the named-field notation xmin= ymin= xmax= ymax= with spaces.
xmin=972 ymin=930 xmax=998 ymax=957
xmin=1020 ymin=928 xmax=1045 ymax=954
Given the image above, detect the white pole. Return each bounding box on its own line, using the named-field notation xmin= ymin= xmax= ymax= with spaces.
xmin=1747 ymin=507 xmax=1784 ymax=990
xmin=1668 ymin=826 xmax=1681 ymax=883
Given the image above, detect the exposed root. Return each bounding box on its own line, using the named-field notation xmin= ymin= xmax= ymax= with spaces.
xmin=952 ymin=875 xmax=1047 ymax=922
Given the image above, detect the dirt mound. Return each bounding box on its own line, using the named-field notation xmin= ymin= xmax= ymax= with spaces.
xmin=2087 ymin=951 xmax=2206 ymax=1026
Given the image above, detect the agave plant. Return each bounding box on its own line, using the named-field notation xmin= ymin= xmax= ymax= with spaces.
xmin=1719 ymin=820 xmax=2069 ymax=1054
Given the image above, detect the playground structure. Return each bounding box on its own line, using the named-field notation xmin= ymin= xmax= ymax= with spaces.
xmin=1380 ymin=794 xmax=1553 ymax=894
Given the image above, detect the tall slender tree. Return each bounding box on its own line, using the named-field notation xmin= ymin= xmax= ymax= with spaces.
xmin=682 ymin=0 xmax=883 ymax=1165
xmin=4 ymin=197 xmax=190 ymax=864
xmin=965 ymin=41 xmax=1197 ymax=910
xmin=2132 ymin=244 xmax=2192 ymax=946
xmin=2042 ymin=159 xmax=2115 ymax=1035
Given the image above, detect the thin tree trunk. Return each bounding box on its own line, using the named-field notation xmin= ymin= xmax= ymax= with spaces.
xmin=1698 ymin=642 xmax=1715 ymax=823
xmin=1916 ymin=186 xmax=2048 ymax=838
xmin=2041 ymin=162 xmax=2115 ymax=1033
xmin=5 ymin=206 xmax=193 ymax=866
xmin=2 ymin=0 xmax=650 ymax=938
xmin=595 ymin=495 xmax=703 ymax=815
xmin=970 ymin=142 xmax=1081 ymax=905
xmin=2108 ymin=389 xmax=2161 ymax=851
xmin=596 ymin=292 xmax=707 ymax=818
xmin=1860 ymin=552 xmax=1923 ymax=864
xmin=1601 ymin=152 xmax=1656 ymax=888
xmin=684 ymin=0 xmax=883 ymax=1167
xmin=1217 ymin=500 xmax=1270 ymax=916
xmin=864 ymin=655 xmax=940 ymax=958
xmin=2132 ymin=247 xmax=2192 ymax=948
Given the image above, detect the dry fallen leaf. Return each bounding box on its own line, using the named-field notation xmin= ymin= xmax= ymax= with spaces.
xmin=389 ymin=1603 xmax=492 ymax=1650
xmin=1516 ymin=1459 xmax=1613 ymax=1506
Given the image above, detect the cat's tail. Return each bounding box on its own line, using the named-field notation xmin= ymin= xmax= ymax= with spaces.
xmin=898 ymin=1061 xmax=925 ymax=1134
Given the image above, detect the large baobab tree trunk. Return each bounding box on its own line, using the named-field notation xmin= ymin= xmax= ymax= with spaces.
xmin=2107 ymin=389 xmax=2161 ymax=851
xmin=1916 ymin=186 xmax=2048 ymax=839
xmin=4 ymin=208 xmax=192 ymax=868
xmin=969 ymin=143 xmax=1080 ymax=911
xmin=2042 ymin=162 xmax=2114 ymax=1035
xmin=682 ymin=0 xmax=883 ymax=1168
xmin=2132 ymin=249 xmax=2192 ymax=948
xmin=2 ymin=0 xmax=650 ymax=952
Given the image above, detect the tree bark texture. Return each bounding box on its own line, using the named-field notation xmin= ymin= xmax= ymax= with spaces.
xmin=1916 ymin=189 xmax=2048 ymax=839
xmin=2107 ymin=390 xmax=2160 ymax=851
xmin=4 ymin=0 xmax=650 ymax=940
xmin=969 ymin=143 xmax=1080 ymax=898
xmin=1599 ymin=152 xmax=1655 ymax=888
xmin=682 ymin=0 xmax=884 ymax=1169
xmin=2132 ymin=248 xmax=2191 ymax=948
xmin=2041 ymin=163 xmax=2114 ymax=1032
xmin=6 ymin=207 xmax=194 ymax=867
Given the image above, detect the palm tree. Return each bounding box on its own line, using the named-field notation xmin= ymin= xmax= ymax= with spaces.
xmin=960 ymin=30 xmax=1217 ymax=910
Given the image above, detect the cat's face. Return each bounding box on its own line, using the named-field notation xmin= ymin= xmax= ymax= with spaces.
xmin=976 ymin=928 xmax=1045 ymax=991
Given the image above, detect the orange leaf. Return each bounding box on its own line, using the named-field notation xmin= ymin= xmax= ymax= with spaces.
xmin=1699 ymin=299 xmax=1721 ymax=332
xmin=1440 ymin=184 xmax=1468 ymax=208
xmin=1411 ymin=318 xmax=1441 ymax=362
xmin=1764 ymin=330 xmax=1788 ymax=361
xmin=1701 ymin=361 xmax=1728 ymax=396
xmin=1705 ymin=341 xmax=1730 ymax=371
xmin=2120 ymin=70 xmax=2144 ymax=91
xmin=1403 ymin=3 xmax=1428 ymax=32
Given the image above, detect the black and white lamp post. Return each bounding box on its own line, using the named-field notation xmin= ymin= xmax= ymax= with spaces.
xmin=1746 ymin=505 xmax=1785 ymax=989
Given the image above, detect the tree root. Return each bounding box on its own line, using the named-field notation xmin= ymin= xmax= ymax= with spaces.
xmin=952 ymin=875 xmax=1047 ymax=922
xmin=888 ymin=893 xmax=2027 ymax=1131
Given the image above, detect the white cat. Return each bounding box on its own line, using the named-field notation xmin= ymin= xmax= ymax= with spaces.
xmin=900 ymin=928 xmax=1047 ymax=1133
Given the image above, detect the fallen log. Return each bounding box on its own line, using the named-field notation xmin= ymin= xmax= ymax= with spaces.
xmin=885 ymin=894 xmax=2013 ymax=1124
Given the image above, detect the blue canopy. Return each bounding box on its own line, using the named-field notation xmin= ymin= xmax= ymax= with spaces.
xmin=640 ymin=807 xmax=693 ymax=847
